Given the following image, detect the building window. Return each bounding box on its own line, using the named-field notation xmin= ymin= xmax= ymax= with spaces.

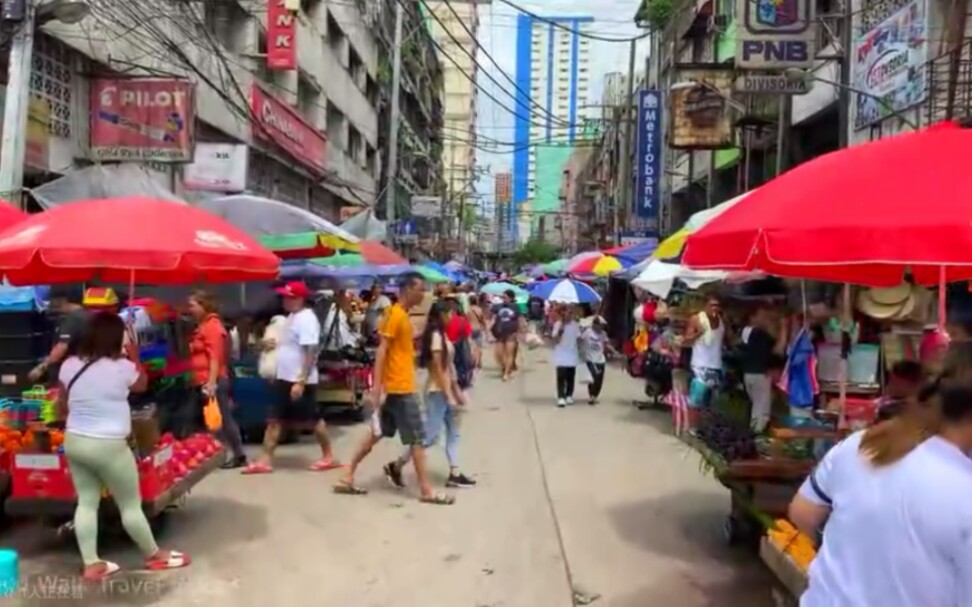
xmin=32 ymin=34 xmax=72 ymax=138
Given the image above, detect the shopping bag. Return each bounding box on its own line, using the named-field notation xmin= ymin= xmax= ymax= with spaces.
xmin=204 ymin=396 xmax=223 ymax=431
xmin=577 ymin=363 xmax=593 ymax=385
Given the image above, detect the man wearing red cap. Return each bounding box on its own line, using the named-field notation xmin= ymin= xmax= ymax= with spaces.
xmin=243 ymin=281 xmax=340 ymax=474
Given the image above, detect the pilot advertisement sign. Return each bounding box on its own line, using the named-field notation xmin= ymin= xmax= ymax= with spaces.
xmin=89 ymin=79 xmax=195 ymax=162
xmin=736 ymin=0 xmax=815 ymax=70
xmin=852 ymin=0 xmax=928 ymax=129
xmin=634 ymin=90 xmax=662 ymax=223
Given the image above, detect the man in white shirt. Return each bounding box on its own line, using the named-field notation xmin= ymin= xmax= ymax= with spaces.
xmin=322 ymin=290 xmax=358 ymax=352
xmin=551 ymin=305 xmax=581 ymax=407
xmin=243 ymin=281 xmax=340 ymax=474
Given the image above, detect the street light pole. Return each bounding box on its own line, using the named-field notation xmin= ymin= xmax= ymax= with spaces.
xmin=617 ymin=39 xmax=637 ymax=243
xmin=0 ymin=1 xmax=35 ymax=207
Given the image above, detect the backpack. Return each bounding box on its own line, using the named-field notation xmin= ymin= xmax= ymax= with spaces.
xmin=453 ymin=335 xmax=474 ymax=390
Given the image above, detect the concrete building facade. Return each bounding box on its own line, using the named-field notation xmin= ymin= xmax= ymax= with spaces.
xmin=37 ymin=0 xmax=382 ymax=217
xmin=425 ymin=0 xmax=480 ymax=220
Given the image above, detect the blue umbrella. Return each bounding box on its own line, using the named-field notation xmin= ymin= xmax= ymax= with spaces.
xmin=531 ymin=279 xmax=601 ymax=304
xmin=422 ymin=261 xmax=462 ymax=282
xmin=281 ymin=259 xmax=411 ymax=279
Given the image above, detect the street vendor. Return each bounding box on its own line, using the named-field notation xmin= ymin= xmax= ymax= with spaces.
xmin=29 ymin=285 xmax=89 ymax=383
xmin=683 ymin=295 xmax=732 ymax=407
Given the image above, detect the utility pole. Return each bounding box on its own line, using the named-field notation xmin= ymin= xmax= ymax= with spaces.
xmin=837 ymin=0 xmax=851 ymax=148
xmin=617 ymin=39 xmax=637 ymax=243
xmin=383 ymin=0 xmax=405 ymax=242
xmin=0 ymin=2 xmax=35 ymax=207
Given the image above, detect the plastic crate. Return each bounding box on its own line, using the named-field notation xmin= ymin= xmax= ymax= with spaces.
xmin=0 ymin=398 xmax=41 ymax=431
xmin=10 ymin=453 xmax=75 ymax=500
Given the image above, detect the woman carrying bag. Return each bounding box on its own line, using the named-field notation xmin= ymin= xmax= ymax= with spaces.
xmin=58 ymin=312 xmax=189 ymax=580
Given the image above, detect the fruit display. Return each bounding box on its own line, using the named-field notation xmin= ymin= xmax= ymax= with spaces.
xmin=695 ymin=407 xmax=758 ymax=462
xmin=0 ymin=427 xmax=64 ymax=453
xmin=768 ymin=519 xmax=817 ymax=571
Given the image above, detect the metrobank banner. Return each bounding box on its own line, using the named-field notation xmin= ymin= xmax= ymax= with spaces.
xmin=634 ymin=90 xmax=662 ymax=223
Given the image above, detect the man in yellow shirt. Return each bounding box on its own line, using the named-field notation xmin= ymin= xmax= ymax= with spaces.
xmin=335 ymin=272 xmax=454 ymax=505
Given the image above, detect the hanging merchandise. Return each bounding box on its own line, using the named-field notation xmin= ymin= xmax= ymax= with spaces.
xmin=855 ymin=283 xmax=931 ymax=323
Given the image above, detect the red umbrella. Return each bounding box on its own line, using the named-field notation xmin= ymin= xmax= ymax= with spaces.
xmin=682 ymin=121 xmax=972 ymax=286
xmin=0 ymin=203 xmax=26 ymax=231
xmin=359 ymin=240 xmax=406 ymax=265
xmin=0 ymin=197 xmax=280 ymax=285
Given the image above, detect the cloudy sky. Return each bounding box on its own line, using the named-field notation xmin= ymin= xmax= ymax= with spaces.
xmin=472 ymin=0 xmax=650 ymax=208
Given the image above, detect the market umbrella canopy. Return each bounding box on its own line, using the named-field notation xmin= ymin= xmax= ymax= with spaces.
xmin=653 ymin=192 xmax=750 ymax=260
xmin=567 ymin=253 xmax=633 ymax=277
xmin=0 ymin=197 xmax=280 ymax=285
xmin=0 ymin=203 xmax=27 ymax=233
xmin=413 ymin=265 xmax=450 ymax=283
xmin=531 ymin=278 xmax=601 ymax=304
xmin=303 ymin=240 xmax=406 ymax=268
xmin=682 ymin=121 xmax=972 ymax=286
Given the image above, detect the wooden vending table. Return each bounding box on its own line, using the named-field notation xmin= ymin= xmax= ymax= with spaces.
xmin=760 ymin=536 xmax=809 ymax=605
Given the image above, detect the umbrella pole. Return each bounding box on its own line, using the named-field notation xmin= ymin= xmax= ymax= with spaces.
xmin=838 ymin=283 xmax=850 ymax=429
xmin=938 ymin=265 xmax=946 ymax=333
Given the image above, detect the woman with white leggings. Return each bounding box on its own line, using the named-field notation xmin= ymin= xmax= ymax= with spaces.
xmin=58 ymin=312 xmax=189 ymax=580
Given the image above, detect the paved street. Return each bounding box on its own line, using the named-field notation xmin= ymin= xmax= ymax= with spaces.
xmin=5 ymin=348 xmax=776 ymax=607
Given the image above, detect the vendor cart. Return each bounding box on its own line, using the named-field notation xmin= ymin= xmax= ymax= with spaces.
xmin=5 ymin=438 xmax=225 ymax=533
xmin=760 ymin=536 xmax=808 ymax=606
xmin=682 ymin=433 xmax=815 ymax=546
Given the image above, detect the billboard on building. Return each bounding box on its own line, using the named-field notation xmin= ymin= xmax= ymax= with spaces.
xmin=852 ymin=0 xmax=928 ymax=129
xmin=736 ymin=0 xmax=814 ymax=70
xmin=183 ymin=143 xmax=248 ymax=192
xmin=411 ymin=196 xmax=442 ymax=218
xmin=89 ymin=78 xmax=195 ymax=162
xmin=634 ymin=89 xmax=662 ymax=224
xmin=668 ymin=67 xmax=735 ymax=150
xmin=250 ymin=85 xmax=327 ymax=174
xmin=267 ymin=0 xmax=297 ymax=70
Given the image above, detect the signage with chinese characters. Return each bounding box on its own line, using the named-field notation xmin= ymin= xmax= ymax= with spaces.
xmin=183 ymin=143 xmax=248 ymax=192
xmin=736 ymin=0 xmax=815 ymax=69
xmin=250 ymin=85 xmax=327 ymax=174
xmin=634 ymin=90 xmax=661 ymax=224
xmin=267 ymin=0 xmax=297 ymax=70
xmin=89 ymin=79 xmax=195 ymax=162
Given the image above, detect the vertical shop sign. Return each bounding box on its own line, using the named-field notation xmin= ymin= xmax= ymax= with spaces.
xmin=634 ymin=89 xmax=661 ymax=223
xmin=852 ymin=0 xmax=928 ymax=129
xmin=89 ymin=79 xmax=194 ymax=162
xmin=250 ymin=85 xmax=327 ymax=174
xmin=736 ymin=0 xmax=815 ymax=69
xmin=267 ymin=0 xmax=297 ymax=70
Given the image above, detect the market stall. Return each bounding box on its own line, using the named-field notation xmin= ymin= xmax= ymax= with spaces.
xmin=675 ymin=122 xmax=972 ymax=602
xmin=0 ymin=196 xmax=278 ymax=527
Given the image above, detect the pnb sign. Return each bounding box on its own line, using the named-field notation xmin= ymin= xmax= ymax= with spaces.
xmin=736 ymin=0 xmax=815 ymax=70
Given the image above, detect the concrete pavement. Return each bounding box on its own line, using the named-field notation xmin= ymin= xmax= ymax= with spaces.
xmin=5 ymin=348 xmax=776 ymax=607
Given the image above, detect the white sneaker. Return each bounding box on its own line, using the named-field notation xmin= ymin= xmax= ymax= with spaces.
xmin=557 ymin=398 xmax=566 ymax=407
xmin=566 ymin=396 xmax=574 ymax=405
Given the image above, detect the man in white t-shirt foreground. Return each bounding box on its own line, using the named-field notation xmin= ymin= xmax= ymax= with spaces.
xmin=243 ymin=281 xmax=340 ymax=474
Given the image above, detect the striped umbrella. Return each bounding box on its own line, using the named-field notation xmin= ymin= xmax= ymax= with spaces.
xmin=653 ymin=191 xmax=752 ymax=260
xmin=566 ymin=253 xmax=634 ymax=277
xmin=531 ymin=278 xmax=601 ymax=304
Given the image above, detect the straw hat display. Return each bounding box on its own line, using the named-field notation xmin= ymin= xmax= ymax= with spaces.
xmin=856 ymin=283 xmax=930 ymax=323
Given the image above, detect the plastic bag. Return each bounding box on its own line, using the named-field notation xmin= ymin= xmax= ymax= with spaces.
xmin=204 ymin=396 xmax=223 ymax=431
xmin=577 ymin=363 xmax=593 ymax=385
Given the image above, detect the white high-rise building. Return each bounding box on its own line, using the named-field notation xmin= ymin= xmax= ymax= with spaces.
xmin=509 ymin=15 xmax=594 ymax=242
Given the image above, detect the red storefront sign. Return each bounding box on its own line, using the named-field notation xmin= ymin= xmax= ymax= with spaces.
xmin=267 ymin=0 xmax=297 ymax=70
xmin=89 ymin=78 xmax=194 ymax=162
xmin=250 ymin=85 xmax=327 ymax=174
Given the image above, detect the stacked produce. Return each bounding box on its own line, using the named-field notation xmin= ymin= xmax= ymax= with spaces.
xmin=0 ymin=427 xmax=64 ymax=453
xmin=695 ymin=407 xmax=758 ymax=462
xmin=768 ymin=519 xmax=817 ymax=571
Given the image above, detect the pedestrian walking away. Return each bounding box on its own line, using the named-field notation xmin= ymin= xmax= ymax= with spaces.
xmin=551 ymin=304 xmax=581 ymax=407
xmin=387 ymin=300 xmax=476 ymax=490
xmin=243 ymin=281 xmax=340 ymax=474
xmin=336 ymin=272 xmax=455 ymax=505
xmin=581 ymin=315 xmax=613 ymax=405
xmin=490 ymin=289 xmax=523 ymax=382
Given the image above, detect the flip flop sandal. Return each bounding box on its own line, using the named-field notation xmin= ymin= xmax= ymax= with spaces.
xmin=420 ymin=492 xmax=455 ymax=505
xmin=145 ymin=551 xmax=191 ymax=571
xmin=82 ymin=561 xmax=121 ymax=581
xmin=241 ymin=462 xmax=273 ymax=475
xmin=333 ymin=482 xmax=368 ymax=495
xmin=308 ymin=460 xmax=343 ymax=472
